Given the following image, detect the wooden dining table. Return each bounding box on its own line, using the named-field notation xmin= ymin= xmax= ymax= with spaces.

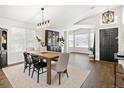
xmin=28 ymin=51 xmax=61 ymax=85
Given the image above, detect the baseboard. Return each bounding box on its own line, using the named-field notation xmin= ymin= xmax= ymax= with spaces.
xmin=70 ymin=52 xmax=89 ymax=55
xmin=7 ymin=62 xmax=24 ymax=67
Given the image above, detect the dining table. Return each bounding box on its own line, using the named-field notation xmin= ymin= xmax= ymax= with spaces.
xmin=28 ymin=51 xmax=61 ymax=85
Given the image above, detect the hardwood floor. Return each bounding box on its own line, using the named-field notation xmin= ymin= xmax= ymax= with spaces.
xmin=0 ymin=53 xmax=124 ymax=88
xmin=81 ymin=60 xmax=115 ymax=88
xmin=69 ymin=53 xmax=115 ymax=88
xmin=0 ymin=69 xmax=12 ymax=88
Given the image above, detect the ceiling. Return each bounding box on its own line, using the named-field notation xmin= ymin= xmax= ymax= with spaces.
xmin=0 ymin=5 xmax=119 ymax=30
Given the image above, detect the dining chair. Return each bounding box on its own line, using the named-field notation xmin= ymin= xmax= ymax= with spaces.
xmin=23 ymin=52 xmax=33 ymax=76
xmin=31 ymin=54 xmax=47 ymax=83
xmin=51 ymin=53 xmax=70 ymax=85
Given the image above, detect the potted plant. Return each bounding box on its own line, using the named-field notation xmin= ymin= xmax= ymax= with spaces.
xmin=36 ymin=36 xmax=47 ymax=51
xmin=57 ymin=36 xmax=64 ymax=46
xmin=36 ymin=36 xmax=45 ymax=47
xmin=57 ymin=36 xmax=64 ymax=52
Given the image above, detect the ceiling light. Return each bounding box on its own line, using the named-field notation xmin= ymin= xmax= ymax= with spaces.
xmin=102 ymin=6 xmax=114 ymax=24
xmin=37 ymin=8 xmax=50 ymax=30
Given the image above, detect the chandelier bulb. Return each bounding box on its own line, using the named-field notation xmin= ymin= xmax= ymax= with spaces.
xmin=41 ymin=8 xmax=44 ymax=11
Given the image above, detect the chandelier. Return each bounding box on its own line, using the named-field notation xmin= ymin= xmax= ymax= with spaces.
xmin=102 ymin=7 xmax=114 ymax=24
xmin=37 ymin=8 xmax=50 ymax=29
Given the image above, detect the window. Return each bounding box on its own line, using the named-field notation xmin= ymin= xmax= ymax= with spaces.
xmin=10 ymin=28 xmax=26 ymax=52
xmin=67 ymin=29 xmax=94 ymax=50
xmin=9 ymin=27 xmax=37 ymax=64
xmin=26 ymin=30 xmax=37 ymax=49
xmin=68 ymin=34 xmax=73 ymax=47
xmin=75 ymin=34 xmax=88 ymax=48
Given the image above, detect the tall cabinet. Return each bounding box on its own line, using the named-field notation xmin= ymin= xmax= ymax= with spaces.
xmin=0 ymin=27 xmax=7 ymax=68
xmin=45 ymin=30 xmax=61 ymax=52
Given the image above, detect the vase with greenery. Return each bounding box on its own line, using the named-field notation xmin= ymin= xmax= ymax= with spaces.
xmin=57 ymin=36 xmax=64 ymax=46
xmin=57 ymin=36 xmax=64 ymax=52
xmin=36 ymin=36 xmax=45 ymax=47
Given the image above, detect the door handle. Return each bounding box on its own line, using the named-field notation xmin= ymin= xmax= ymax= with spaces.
xmin=115 ymin=37 xmax=118 ymax=40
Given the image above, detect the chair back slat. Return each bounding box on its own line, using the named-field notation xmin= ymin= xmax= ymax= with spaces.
xmin=23 ymin=52 xmax=30 ymax=64
xmin=30 ymin=54 xmax=42 ymax=64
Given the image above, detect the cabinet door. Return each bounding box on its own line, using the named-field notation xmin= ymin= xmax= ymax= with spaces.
xmin=52 ymin=32 xmax=56 ymax=45
xmin=1 ymin=51 xmax=7 ymax=67
xmin=45 ymin=30 xmax=59 ymax=45
xmin=55 ymin=32 xmax=59 ymax=45
xmin=48 ymin=31 xmax=52 ymax=44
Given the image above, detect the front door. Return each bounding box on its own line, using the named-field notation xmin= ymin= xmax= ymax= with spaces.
xmin=100 ymin=28 xmax=118 ymax=62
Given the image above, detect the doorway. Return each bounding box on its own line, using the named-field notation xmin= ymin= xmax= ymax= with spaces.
xmin=100 ymin=28 xmax=118 ymax=62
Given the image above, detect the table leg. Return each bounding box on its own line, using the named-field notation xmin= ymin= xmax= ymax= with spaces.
xmin=47 ymin=58 xmax=51 ymax=85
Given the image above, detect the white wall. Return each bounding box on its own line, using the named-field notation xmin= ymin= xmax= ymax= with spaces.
xmin=76 ymin=6 xmax=123 ymax=60
xmin=0 ymin=17 xmax=38 ymax=64
xmin=122 ymin=6 xmax=124 ymax=52
xmin=119 ymin=6 xmax=124 ymax=67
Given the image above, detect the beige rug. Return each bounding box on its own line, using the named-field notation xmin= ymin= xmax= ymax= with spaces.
xmin=2 ymin=64 xmax=90 ymax=88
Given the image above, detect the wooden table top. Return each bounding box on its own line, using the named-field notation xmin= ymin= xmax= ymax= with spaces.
xmin=28 ymin=51 xmax=61 ymax=59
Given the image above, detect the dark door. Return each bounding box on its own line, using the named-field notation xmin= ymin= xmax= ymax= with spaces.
xmin=100 ymin=28 xmax=118 ymax=62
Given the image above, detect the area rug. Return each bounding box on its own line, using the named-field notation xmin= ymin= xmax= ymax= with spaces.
xmin=2 ymin=63 xmax=90 ymax=88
